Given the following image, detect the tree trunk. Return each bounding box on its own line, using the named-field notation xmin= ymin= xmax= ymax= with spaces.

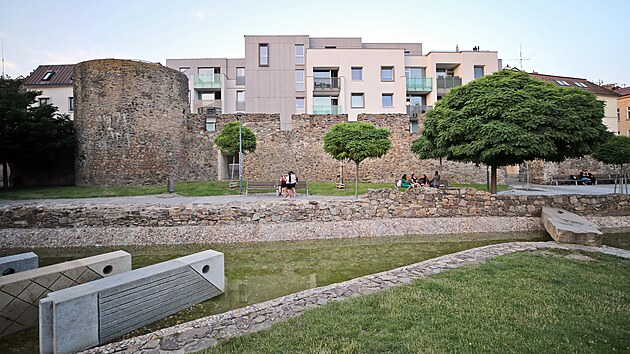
xmin=2 ymin=161 xmax=7 ymax=191
xmin=355 ymin=161 xmax=360 ymax=199
xmin=490 ymin=165 xmax=497 ymax=195
xmin=439 ymin=157 xmax=443 ymax=173
xmin=231 ymin=155 xmax=236 ymax=180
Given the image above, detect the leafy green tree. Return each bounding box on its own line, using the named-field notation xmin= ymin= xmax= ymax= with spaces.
xmin=412 ymin=70 xmax=609 ymax=194
xmin=323 ymin=122 xmax=392 ymax=197
xmin=591 ymin=135 xmax=630 ymax=194
xmin=0 ymin=77 xmax=74 ymax=189
xmin=214 ymin=121 xmax=257 ymax=180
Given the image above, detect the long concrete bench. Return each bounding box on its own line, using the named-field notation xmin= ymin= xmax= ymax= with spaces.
xmin=0 ymin=252 xmax=38 ymax=276
xmin=39 ymin=249 xmax=224 ymax=354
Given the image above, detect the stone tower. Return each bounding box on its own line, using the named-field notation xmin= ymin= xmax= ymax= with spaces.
xmin=74 ymin=59 xmax=190 ymax=186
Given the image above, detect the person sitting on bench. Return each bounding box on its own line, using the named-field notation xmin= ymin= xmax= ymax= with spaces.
xmin=578 ymin=169 xmax=596 ymax=185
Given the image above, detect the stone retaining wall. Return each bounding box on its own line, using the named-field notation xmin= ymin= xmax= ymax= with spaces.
xmin=1 ymin=189 xmax=627 ymax=230
xmin=82 ymin=242 xmax=630 ymax=353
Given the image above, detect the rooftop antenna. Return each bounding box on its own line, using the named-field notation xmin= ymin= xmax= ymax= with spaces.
xmin=505 ymin=44 xmax=531 ymax=70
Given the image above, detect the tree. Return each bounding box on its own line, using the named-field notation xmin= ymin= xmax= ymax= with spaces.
xmin=0 ymin=77 xmax=74 ymax=189
xmin=214 ymin=121 xmax=257 ymax=180
xmin=323 ymin=122 xmax=392 ymax=198
xmin=412 ymin=70 xmax=609 ymax=194
xmin=591 ymin=135 xmax=630 ymax=194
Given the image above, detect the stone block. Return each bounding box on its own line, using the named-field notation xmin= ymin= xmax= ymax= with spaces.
xmin=0 ymin=251 xmax=130 ymax=338
xmin=0 ymin=252 xmax=38 ymax=276
xmin=541 ymin=207 xmax=603 ymax=246
xmin=39 ymin=250 xmax=224 ymax=354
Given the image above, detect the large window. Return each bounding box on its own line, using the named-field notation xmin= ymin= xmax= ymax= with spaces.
xmin=351 ymin=93 xmax=364 ymax=108
xmin=381 ymin=67 xmax=394 ymax=81
xmin=295 ymin=70 xmax=305 ymax=91
xmin=295 ymin=44 xmax=304 ymax=65
xmin=405 ymin=67 xmax=425 ymax=78
xmin=236 ymin=67 xmax=245 ymax=85
xmin=474 ymin=66 xmax=485 ymax=79
xmin=351 ymin=67 xmax=362 ymax=81
xmin=198 ymin=67 xmax=217 ymax=75
xmin=259 ymin=44 xmax=269 ymax=66
xmin=382 ymin=94 xmax=393 ymax=108
xmin=236 ymin=91 xmax=245 ymax=111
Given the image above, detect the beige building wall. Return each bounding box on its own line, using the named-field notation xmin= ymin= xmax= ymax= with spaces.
xmin=617 ymin=95 xmax=630 ymax=136
xmin=598 ymin=94 xmax=620 ymax=134
xmin=31 ymin=86 xmax=74 ymax=119
xmin=306 ymin=48 xmax=407 ymax=121
xmin=245 ymin=35 xmax=309 ymax=130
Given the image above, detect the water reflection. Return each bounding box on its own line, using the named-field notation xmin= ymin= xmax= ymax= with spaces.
xmin=1 ymin=231 xmax=628 ymax=353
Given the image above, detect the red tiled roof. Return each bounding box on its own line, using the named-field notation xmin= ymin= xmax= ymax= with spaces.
xmin=22 ymin=64 xmax=74 ymax=87
xmin=529 ymin=72 xmax=620 ymax=97
xmin=615 ymin=87 xmax=630 ymax=96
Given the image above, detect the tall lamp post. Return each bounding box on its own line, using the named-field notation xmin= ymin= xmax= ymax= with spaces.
xmin=237 ymin=112 xmax=243 ymax=194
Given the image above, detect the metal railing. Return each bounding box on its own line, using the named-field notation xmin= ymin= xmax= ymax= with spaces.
xmin=436 ymin=76 xmax=462 ymax=94
xmin=406 ymin=77 xmax=432 ymax=92
xmin=313 ymin=105 xmax=342 ymax=114
xmin=193 ymin=74 xmax=222 ymax=89
xmin=313 ymin=77 xmax=341 ymax=91
xmin=407 ymin=104 xmax=433 ymax=117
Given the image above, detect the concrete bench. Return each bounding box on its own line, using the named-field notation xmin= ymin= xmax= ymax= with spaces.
xmin=245 ymin=180 xmax=278 ymax=196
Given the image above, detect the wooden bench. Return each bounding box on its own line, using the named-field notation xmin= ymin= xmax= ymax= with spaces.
xmin=593 ymin=174 xmax=618 ymax=185
xmin=549 ymin=175 xmax=578 ymax=185
xmin=245 ymin=181 xmax=278 ymax=196
xmin=295 ymin=180 xmax=309 ymax=196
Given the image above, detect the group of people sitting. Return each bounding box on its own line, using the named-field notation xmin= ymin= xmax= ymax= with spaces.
xmin=577 ymin=169 xmax=596 ymax=185
xmin=278 ymin=171 xmax=298 ymax=197
xmin=399 ymin=171 xmax=441 ymax=192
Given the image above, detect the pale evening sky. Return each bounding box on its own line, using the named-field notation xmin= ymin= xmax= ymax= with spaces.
xmin=1 ymin=0 xmax=628 ymax=86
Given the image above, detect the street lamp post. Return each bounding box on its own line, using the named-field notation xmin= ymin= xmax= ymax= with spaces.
xmin=237 ymin=112 xmax=243 ymax=194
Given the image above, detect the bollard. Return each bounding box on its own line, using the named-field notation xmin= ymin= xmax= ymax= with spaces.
xmin=167 ymin=178 xmax=175 ymax=193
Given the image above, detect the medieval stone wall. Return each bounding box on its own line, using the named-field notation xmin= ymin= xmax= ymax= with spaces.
xmin=74 ymin=59 xmax=191 ymax=186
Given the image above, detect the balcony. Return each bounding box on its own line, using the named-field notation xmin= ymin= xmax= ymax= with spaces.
xmin=436 ymin=76 xmax=462 ymax=96
xmin=406 ymin=77 xmax=432 ymax=93
xmin=407 ymin=104 xmax=433 ymax=118
xmin=313 ymin=105 xmax=342 ymax=114
xmin=313 ymin=77 xmax=341 ymax=95
xmin=193 ymin=74 xmax=222 ymax=89
xmin=193 ymin=99 xmax=222 ymax=115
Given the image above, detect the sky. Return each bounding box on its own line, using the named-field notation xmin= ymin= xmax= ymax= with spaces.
xmin=1 ymin=0 xmax=628 ymax=86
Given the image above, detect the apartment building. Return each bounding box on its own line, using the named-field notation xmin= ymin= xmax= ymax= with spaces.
xmin=21 ymin=64 xmax=75 ymax=119
xmin=616 ymin=87 xmax=630 ymax=136
xmin=529 ymin=72 xmax=621 ymax=134
xmin=166 ymin=35 xmax=501 ymax=130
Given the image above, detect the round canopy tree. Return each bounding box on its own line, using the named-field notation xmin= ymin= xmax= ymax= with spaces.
xmin=412 ymin=70 xmax=609 ymax=193
xmin=214 ymin=121 xmax=257 ymax=180
xmin=323 ymin=122 xmax=391 ymax=197
xmin=591 ymin=135 xmax=630 ymax=194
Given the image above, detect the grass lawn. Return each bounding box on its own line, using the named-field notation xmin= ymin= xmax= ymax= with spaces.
xmin=204 ymin=251 xmax=630 ymax=353
xmin=0 ymin=181 xmax=508 ymax=200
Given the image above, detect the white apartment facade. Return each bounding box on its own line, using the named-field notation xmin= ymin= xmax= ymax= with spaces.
xmin=21 ymin=64 xmax=75 ymax=119
xmin=166 ymin=35 xmax=501 ymax=130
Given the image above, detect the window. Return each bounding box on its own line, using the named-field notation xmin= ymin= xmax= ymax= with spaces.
xmin=410 ymin=120 xmax=419 ymax=134
xmin=198 ymin=92 xmax=216 ymax=100
xmin=236 ymin=67 xmax=245 ymax=85
xmin=295 ymin=44 xmax=304 ymax=65
xmin=259 ymin=44 xmax=269 ymax=66
xmin=618 ymin=108 xmax=620 ymax=120
xmin=555 ymin=80 xmax=569 ymax=86
xmin=236 ymin=91 xmax=245 ymax=111
xmin=295 ymin=70 xmax=305 ymax=91
xmin=574 ymin=81 xmax=588 ymax=88
xmin=38 ymin=97 xmax=51 ymax=106
xmin=41 ymin=71 xmax=54 ymax=81
xmin=198 ymin=67 xmax=218 ymax=75
xmin=381 ymin=67 xmax=394 ymax=81
xmin=324 ymin=45 xmax=336 ymax=49
xmin=382 ymin=94 xmax=393 ymax=108
xmin=68 ymin=97 xmax=74 ymax=111
xmin=351 ymin=67 xmax=362 ymax=81
xmin=296 ymin=97 xmax=305 ymax=110
xmin=627 ymin=107 xmax=630 ymax=120
xmin=179 ymin=67 xmax=190 ymax=74
xmin=474 ymin=66 xmax=484 ymax=79
xmin=205 ymin=118 xmax=216 ymax=132
xmin=351 ymin=93 xmax=364 ymax=108
xmin=405 ymin=67 xmax=425 ymax=78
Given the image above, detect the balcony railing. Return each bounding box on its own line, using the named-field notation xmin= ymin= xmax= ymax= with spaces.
xmin=313 ymin=105 xmax=342 ymax=114
xmin=436 ymin=76 xmax=462 ymax=95
xmin=313 ymin=77 xmax=341 ymax=92
xmin=407 ymin=104 xmax=433 ymax=118
xmin=194 ymin=99 xmax=222 ymax=115
xmin=406 ymin=77 xmax=432 ymax=92
xmin=193 ymin=74 xmax=222 ymax=89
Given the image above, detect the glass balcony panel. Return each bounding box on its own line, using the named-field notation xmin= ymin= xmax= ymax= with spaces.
xmin=313 ymin=105 xmax=342 ymax=114
xmin=194 ymin=74 xmax=222 ymax=89
xmin=406 ymin=77 xmax=433 ymax=92
xmin=313 ymin=77 xmax=341 ymax=91
xmin=436 ymin=76 xmax=462 ymax=94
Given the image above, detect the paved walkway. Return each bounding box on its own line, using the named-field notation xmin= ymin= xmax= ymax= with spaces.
xmin=0 ymin=183 xmax=625 ymax=207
